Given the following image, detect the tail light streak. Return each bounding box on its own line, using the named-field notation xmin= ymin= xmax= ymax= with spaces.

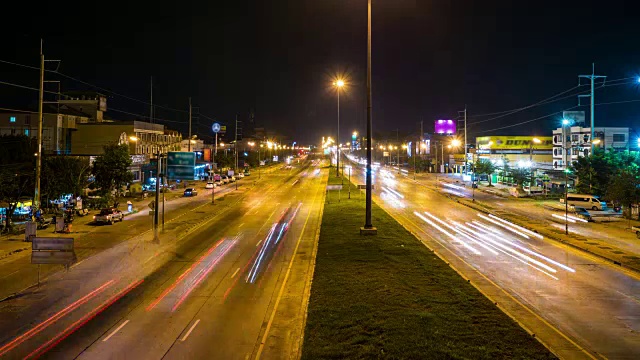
xmin=171 ymin=239 xmax=236 ymax=312
xmin=0 ymin=280 xmax=115 ymax=357
xmin=24 ymin=279 xmax=144 ymax=360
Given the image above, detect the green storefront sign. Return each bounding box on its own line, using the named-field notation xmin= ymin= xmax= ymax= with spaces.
xmin=167 ymin=152 xmax=196 ymax=180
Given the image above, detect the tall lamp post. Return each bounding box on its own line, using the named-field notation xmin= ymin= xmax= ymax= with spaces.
xmin=362 ymin=0 xmax=376 ymax=234
xmin=562 ymin=119 xmax=571 ymax=235
xmin=333 ymin=79 xmax=345 ymax=177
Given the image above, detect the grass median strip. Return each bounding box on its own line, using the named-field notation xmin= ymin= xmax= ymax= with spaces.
xmin=302 ymin=173 xmax=555 ymax=359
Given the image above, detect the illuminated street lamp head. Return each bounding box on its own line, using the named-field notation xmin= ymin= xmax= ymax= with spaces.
xmin=592 ymin=139 xmax=601 ymax=145
xmin=532 ymin=137 xmax=542 ymax=144
xmin=129 ymin=136 xmax=138 ymax=142
xmin=353 ymin=131 xmax=358 ymax=137
xmin=451 ymin=139 xmax=461 ymax=147
xmin=334 ymin=79 xmax=345 ymax=88
xmin=402 ymin=144 xmax=408 ymax=149
xmin=562 ymin=118 xmax=570 ymax=126
xmin=420 ymin=143 xmax=427 ymax=149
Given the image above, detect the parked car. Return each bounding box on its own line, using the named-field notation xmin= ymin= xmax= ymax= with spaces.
xmin=561 ymin=194 xmax=606 ymax=211
xmin=632 ymin=226 xmax=640 ymax=239
xmin=94 ymin=208 xmax=124 ymax=225
xmin=184 ymin=188 xmax=198 ymax=197
xmin=221 ymin=175 xmax=229 ymax=184
xmin=573 ymin=206 xmax=593 ymax=222
xmin=229 ymin=175 xmax=236 ymax=183
xmin=205 ymin=182 xmax=215 ymax=189
xmin=244 ymin=169 xmax=251 ymax=176
xmin=237 ymin=172 xmax=244 ymax=179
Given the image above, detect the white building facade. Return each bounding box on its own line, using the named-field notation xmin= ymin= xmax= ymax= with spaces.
xmin=552 ymin=126 xmax=630 ymax=170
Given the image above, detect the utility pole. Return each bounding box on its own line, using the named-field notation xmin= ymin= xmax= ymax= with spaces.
xmin=150 ymin=76 xmax=153 ymax=123
xmin=34 ymin=40 xmax=45 ymax=213
xmin=464 ymin=105 xmax=467 ymax=175
xmin=188 ymin=97 xmax=192 ymax=152
xmin=154 ymin=151 xmax=161 ymax=243
xmin=161 ymin=156 xmax=165 ymax=231
xmin=396 ymin=129 xmax=400 ymax=174
xmin=579 ymin=63 xmax=606 ymax=155
xmin=235 ymin=114 xmax=239 ymax=190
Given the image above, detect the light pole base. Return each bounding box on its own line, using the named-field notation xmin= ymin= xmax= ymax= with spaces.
xmin=360 ymin=226 xmax=378 ymax=236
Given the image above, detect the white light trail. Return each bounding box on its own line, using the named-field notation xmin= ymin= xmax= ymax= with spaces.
xmin=467 ymin=222 xmax=575 ymax=273
xmin=487 ymin=214 xmax=544 ymax=239
xmin=414 ymin=212 xmax=481 ymax=255
xmin=420 ymin=212 xmax=482 ymax=255
xmin=477 ymin=214 xmax=530 ymax=239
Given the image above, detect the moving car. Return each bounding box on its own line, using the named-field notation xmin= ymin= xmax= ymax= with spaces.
xmin=244 ymin=169 xmax=251 ymax=176
xmin=561 ymin=194 xmax=606 ymax=211
xmin=94 ymin=208 xmax=124 ymax=225
xmin=205 ymin=182 xmax=215 ymax=189
xmin=229 ymin=175 xmax=236 ymax=183
xmin=184 ymin=188 xmax=198 ymax=196
xmin=573 ymin=206 xmax=593 ymax=222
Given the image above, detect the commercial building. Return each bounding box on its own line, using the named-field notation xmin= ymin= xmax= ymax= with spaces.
xmin=71 ymin=121 xmax=182 ymax=182
xmin=551 ymin=126 xmax=630 ymax=170
xmin=476 ymin=135 xmax=553 ymax=170
xmin=0 ymin=111 xmax=84 ymax=154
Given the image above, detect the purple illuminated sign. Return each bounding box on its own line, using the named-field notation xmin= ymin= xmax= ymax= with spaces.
xmin=435 ymin=119 xmax=456 ymax=135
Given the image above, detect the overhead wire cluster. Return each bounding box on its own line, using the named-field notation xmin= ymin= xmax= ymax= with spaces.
xmin=0 ymin=58 xmax=218 ymax=131
xmin=467 ymin=76 xmax=640 ymax=134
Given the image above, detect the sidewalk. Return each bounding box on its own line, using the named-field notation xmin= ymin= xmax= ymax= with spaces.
xmin=0 ymin=185 xmax=193 ymax=262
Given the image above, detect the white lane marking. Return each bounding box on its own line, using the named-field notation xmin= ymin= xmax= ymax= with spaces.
xmin=231 ymin=267 xmax=240 ymax=278
xmin=103 ymin=320 xmax=129 ymax=342
xmin=256 ymin=240 xmax=262 ymax=247
xmin=238 ymin=223 xmax=245 ymax=228
xmin=181 ymin=319 xmax=200 ymax=342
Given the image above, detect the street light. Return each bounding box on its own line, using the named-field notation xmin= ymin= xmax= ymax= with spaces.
xmin=362 ymin=0 xmax=375 ymax=234
xmin=333 ymin=78 xmax=345 ymax=177
xmin=129 ymin=135 xmax=138 ymax=142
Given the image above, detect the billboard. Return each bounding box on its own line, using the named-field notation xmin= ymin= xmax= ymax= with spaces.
xmin=203 ymin=148 xmax=212 ymax=162
xmin=167 ymin=151 xmax=196 ymax=180
xmin=476 ymin=136 xmax=553 ymax=150
xmin=435 ymin=120 xmax=456 ymax=135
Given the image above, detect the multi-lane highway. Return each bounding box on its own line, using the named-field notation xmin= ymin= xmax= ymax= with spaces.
xmin=346 ymin=156 xmax=640 ymax=359
xmin=0 ymin=160 xmax=326 ymax=359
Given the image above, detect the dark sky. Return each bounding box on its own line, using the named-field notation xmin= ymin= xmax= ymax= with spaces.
xmin=2 ymin=1 xmax=640 ymax=144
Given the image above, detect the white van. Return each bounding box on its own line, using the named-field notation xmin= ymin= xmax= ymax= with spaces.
xmin=561 ymin=194 xmax=606 ymax=211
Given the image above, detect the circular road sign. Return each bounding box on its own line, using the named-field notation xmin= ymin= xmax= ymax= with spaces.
xmin=212 ymin=123 xmax=221 ymax=133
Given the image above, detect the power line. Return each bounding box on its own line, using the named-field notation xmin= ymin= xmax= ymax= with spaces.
xmin=473 ymin=105 xmax=583 ymax=134
xmin=468 ymin=85 xmax=584 ymax=119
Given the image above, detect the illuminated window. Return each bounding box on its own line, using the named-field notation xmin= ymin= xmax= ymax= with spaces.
xmin=24 ymin=129 xmax=29 ymax=136
xmin=10 ymin=116 xmax=16 ymax=123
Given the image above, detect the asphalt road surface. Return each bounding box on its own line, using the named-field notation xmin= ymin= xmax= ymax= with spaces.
xmin=346 ymin=158 xmax=640 ymax=359
xmin=0 ymin=160 xmax=326 ymax=360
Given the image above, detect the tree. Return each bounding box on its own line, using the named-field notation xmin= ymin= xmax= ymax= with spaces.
xmin=92 ymin=144 xmax=133 ymax=203
xmin=510 ymin=167 xmax=530 ymax=188
xmin=474 ymin=158 xmax=497 ymax=185
xmin=41 ymin=156 xmax=91 ymax=205
xmin=0 ymin=135 xmax=36 ymax=229
xmin=606 ymin=169 xmax=640 ymax=220
xmin=571 ymin=149 xmax=615 ymax=196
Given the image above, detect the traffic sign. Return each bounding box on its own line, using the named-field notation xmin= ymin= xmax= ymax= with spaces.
xmin=148 ymin=200 xmax=155 ymax=210
xmin=212 ymin=123 xmax=221 ymax=133
xmin=31 ymin=251 xmax=77 ymax=265
xmin=32 ymin=237 xmax=74 ymax=251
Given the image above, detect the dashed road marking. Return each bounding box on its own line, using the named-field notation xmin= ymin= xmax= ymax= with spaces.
xmin=103 ymin=320 xmax=129 ymax=342
xmin=181 ymin=319 xmax=200 ymax=342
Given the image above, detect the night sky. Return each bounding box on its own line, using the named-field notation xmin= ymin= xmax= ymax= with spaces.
xmin=2 ymin=1 xmax=639 ymax=144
